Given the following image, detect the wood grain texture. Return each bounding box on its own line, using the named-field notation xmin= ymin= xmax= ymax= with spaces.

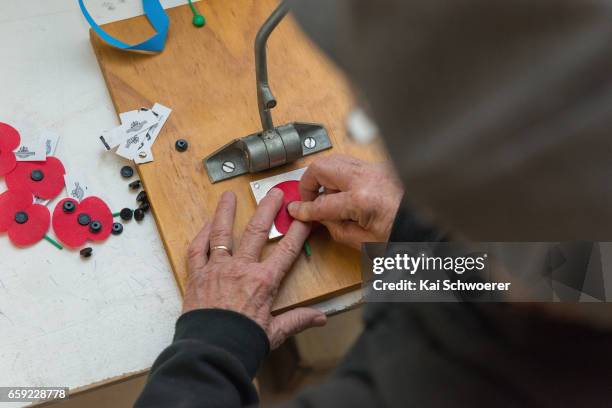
xmin=90 ymin=0 xmax=386 ymax=312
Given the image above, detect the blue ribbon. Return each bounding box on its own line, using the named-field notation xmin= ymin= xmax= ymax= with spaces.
xmin=78 ymin=0 xmax=169 ymax=52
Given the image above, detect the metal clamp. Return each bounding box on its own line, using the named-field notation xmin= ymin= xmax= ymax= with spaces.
xmin=204 ymin=1 xmax=332 ymax=183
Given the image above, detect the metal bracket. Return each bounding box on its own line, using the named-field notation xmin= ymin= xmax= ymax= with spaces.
xmin=204 ymin=0 xmax=332 ymax=183
xmin=205 ymin=122 xmax=330 ymax=183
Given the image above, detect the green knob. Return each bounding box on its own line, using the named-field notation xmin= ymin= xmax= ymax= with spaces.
xmin=192 ymin=14 xmax=206 ymax=27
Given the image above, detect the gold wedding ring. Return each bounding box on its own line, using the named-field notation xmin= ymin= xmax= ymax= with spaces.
xmin=210 ymin=245 xmax=232 ymax=255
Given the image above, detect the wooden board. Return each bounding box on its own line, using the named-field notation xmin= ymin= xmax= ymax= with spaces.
xmin=90 ymin=0 xmax=385 ymax=312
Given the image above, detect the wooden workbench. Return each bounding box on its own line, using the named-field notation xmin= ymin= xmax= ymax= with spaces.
xmin=90 ymin=0 xmax=385 ymax=312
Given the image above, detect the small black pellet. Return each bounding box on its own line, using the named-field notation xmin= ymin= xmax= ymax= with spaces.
xmin=129 ymin=180 xmax=142 ymax=190
xmin=134 ymin=208 xmax=145 ymax=221
xmin=80 ymin=247 xmax=93 ymax=258
xmin=119 ymin=208 xmax=133 ymax=221
xmin=136 ymin=191 xmax=148 ymax=204
xmin=139 ymin=201 xmax=150 ymax=212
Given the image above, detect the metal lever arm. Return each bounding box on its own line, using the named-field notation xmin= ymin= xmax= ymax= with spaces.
xmin=255 ymin=1 xmax=289 ymax=131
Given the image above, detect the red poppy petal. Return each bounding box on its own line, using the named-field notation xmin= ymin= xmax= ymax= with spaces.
xmin=0 ymin=189 xmax=34 ymax=231
xmin=6 ymin=157 xmax=66 ymax=200
xmin=273 ymin=180 xmax=301 ymax=234
xmin=0 ymin=122 xmax=20 ymax=151
xmin=79 ymin=197 xmax=113 ymax=242
xmin=8 ymin=204 xmax=50 ymax=246
xmin=52 ymin=198 xmax=88 ymax=248
xmin=0 ymin=151 xmax=16 ymax=176
xmin=52 ymin=196 xmax=113 ymax=247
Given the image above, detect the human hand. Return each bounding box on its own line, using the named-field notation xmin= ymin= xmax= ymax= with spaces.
xmin=288 ymin=154 xmax=404 ymax=249
xmin=183 ymin=190 xmax=327 ymax=349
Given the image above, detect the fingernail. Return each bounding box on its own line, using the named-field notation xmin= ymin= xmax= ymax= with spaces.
xmin=287 ymin=202 xmax=298 ymax=214
xmin=314 ymin=315 xmax=327 ymax=326
xmin=268 ymin=188 xmax=283 ymax=198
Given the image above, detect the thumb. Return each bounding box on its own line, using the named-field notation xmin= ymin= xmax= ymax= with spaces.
xmin=268 ymin=308 xmax=327 ymax=349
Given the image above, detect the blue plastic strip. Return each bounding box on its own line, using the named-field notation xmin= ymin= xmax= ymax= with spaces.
xmin=78 ymin=0 xmax=169 ymax=52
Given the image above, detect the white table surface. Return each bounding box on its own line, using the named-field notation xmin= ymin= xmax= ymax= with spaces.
xmin=0 ymin=1 xmax=191 ymax=405
xmin=0 ymin=2 xmax=362 ymax=406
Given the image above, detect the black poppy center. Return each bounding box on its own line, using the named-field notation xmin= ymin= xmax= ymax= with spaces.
xmin=77 ymin=213 xmax=91 ymax=226
xmin=14 ymin=211 xmax=29 ymax=224
xmin=30 ymin=169 xmax=45 ymax=182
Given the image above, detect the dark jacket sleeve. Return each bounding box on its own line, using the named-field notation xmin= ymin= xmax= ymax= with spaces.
xmin=134 ymin=309 xmax=269 ymax=408
xmin=389 ymin=196 xmax=448 ymax=243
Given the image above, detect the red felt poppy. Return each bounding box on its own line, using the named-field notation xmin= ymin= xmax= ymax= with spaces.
xmin=0 ymin=122 xmax=20 ymax=176
xmin=6 ymin=156 xmax=66 ymax=200
xmin=273 ymin=180 xmax=301 ymax=234
xmin=0 ymin=188 xmax=50 ymax=246
xmin=52 ymin=196 xmax=113 ymax=248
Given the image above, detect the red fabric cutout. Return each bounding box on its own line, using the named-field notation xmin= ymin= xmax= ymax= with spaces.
xmin=6 ymin=156 xmax=66 ymax=200
xmin=0 ymin=188 xmax=50 ymax=247
xmin=52 ymin=196 xmax=113 ymax=248
xmin=273 ymin=180 xmax=301 ymax=234
xmin=0 ymin=122 xmax=20 ymax=176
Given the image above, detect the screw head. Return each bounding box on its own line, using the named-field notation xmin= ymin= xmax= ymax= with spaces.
xmin=138 ymin=151 xmax=147 ymax=158
xmin=253 ymin=182 xmax=260 ymax=189
xmin=222 ymin=161 xmax=235 ymax=173
xmin=304 ymin=137 xmax=316 ymax=149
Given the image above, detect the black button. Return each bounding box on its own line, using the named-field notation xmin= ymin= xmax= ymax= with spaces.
xmin=129 ymin=180 xmax=142 ymax=190
xmin=89 ymin=221 xmax=102 ymax=233
xmin=136 ymin=191 xmax=148 ymax=204
xmin=139 ymin=201 xmax=150 ymax=212
xmin=134 ymin=208 xmax=145 ymax=221
xmin=62 ymin=200 xmax=76 ymax=213
xmin=14 ymin=212 xmax=28 ymax=224
xmin=175 ymin=139 xmax=189 ymax=152
xmin=112 ymin=222 xmax=124 ymax=235
xmin=77 ymin=213 xmax=91 ymax=226
xmin=30 ymin=169 xmax=44 ymax=181
xmin=120 ymin=165 xmax=134 ymax=178
xmin=80 ymin=247 xmax=93 ymax=258
xmin=119 ymin=208 xmax=133 ymax=221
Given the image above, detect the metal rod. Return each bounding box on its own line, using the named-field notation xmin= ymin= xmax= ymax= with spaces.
xmin=255 ymin=1 xmax=289 ymax=131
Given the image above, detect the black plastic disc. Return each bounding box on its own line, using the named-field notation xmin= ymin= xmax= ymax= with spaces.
xmin=30 ymin=169 xmax=44 ymax=181
xmin=89 ymin=221 xmax=102 ymax=233
xmin=62 ymin=200 xmax=76 ymax=213
xmin=120 ymin=165 xmax=134 ymax=178
xmin=14 ymin=211 xmax=28 ymax=224
xmin=77 ymin=213 xmax=91 ymax=226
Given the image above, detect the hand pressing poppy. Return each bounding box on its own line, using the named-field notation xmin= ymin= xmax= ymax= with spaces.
xmin=0 ymin=122 xmax=20 ymax=177
xmin=52 ymin=196 xmax=113 ymax=248
xmin=0 ymin=188 xmax=50 ymax=246
xmin=6 ymin=157 xmax=66 ymax=200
